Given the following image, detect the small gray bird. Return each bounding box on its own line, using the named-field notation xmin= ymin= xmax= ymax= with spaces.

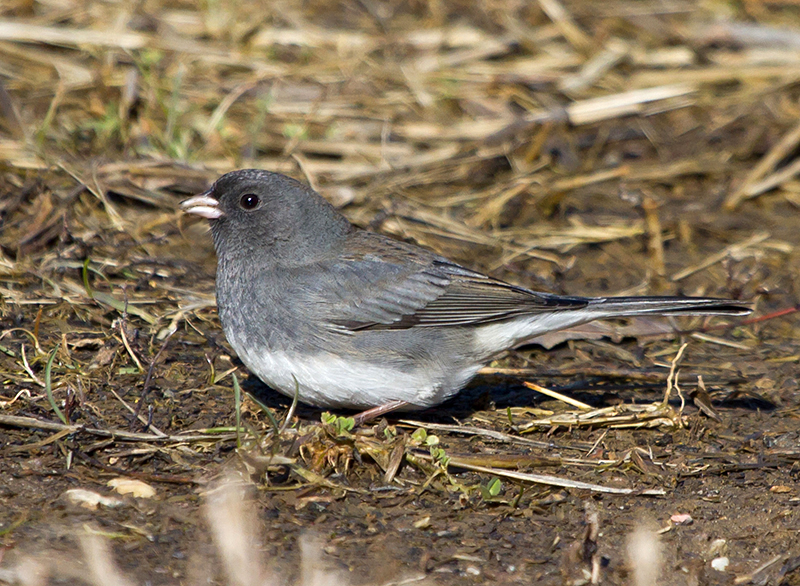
xmin=182 ymin=169 xmax=750 ymax=419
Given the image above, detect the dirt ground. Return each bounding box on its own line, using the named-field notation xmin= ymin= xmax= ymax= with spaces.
xmin=1 ymin=1 xmax=800 ymax=585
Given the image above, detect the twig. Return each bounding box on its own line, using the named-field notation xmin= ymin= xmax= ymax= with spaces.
xmin=280 ymin=376 xmax=301 ymax=433
xmin=690 ymin=332 xmax=753 ymax=350
xmin=524 ymin=382 xmax=594 ymax=411
xmin=132 ymin=329 xmax=176 ymax=425
xmin=662 ymin=343 xmax=688 ymax=407
xmin=116 ymin=317 xmax=144 ymax=373
xmin=735 ymin=158 xmax=800 ymax=203
xmin=109 ymin=388 xmax=167 ymax=437
xmin=725 ymin=119 xmax=800 ymax=209
xmin=398 ymin=420 xmax=593 ymax=451
xmin=671 ymin=232 xmax=770 ymax=281
xmin=537 ymin=0 xmax=592 ymax=51
xmin=72 ymin=450 xmax=199 ymax=485
xmin=44 ymin=346 xmax=67 ymax=425
xmin=0 ymin=414 xmax=235 ymax=443
xmin=739 ymin=304 xmax=799 ymax=326
xmin=642 ymin=196 xmax=665 ymax=278
xmin=20 ymin=343 xmax=45 ymax=387
xmin=414 ymin=452 xmax=666 ymax=496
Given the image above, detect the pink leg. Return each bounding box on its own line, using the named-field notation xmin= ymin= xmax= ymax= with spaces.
xmin=352 ymin=400 xmax=409 ymax=426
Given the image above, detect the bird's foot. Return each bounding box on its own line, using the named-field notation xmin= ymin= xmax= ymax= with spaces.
xmin=352 ymin=400 xmax=409 ymax=426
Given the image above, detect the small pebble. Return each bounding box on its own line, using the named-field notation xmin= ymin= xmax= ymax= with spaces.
xmin=711 ymin=557 xmax=729 ymax=572
xmin=413 ymin=516 xmax=431 ymax=529
xmin=708 ymin=538 xmax=727 ymax=557
xmin=670 ymin=513 xmax=693 ymax=525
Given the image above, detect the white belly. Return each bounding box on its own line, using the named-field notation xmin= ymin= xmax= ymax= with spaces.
xmin=234 ymin=341 xmax=480 ymax=409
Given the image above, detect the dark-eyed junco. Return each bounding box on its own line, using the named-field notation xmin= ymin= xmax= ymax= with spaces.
xmin=182 ymin=169 xmax=751 ymax=417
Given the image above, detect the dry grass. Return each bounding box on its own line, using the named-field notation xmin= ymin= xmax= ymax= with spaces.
xmin=1 ymin=0 xmax=795 ymax=317
xmin=1 ymin=0 xmax=800 ymax=584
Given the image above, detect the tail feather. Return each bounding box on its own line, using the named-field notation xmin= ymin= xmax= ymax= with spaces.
xmin=588 ymin=296 xmax=752 ymax=318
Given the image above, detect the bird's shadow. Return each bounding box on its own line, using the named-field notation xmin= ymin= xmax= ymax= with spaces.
xmin=239 ymin=371 xmax=775 ymax=425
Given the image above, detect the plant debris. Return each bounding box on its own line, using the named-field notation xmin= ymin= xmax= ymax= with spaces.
xmin=1 ymin=0 xmax=800 ymax=584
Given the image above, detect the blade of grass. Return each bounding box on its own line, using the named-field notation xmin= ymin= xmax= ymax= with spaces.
xmin=232 ymin=373 xmax=242 ymax=449
xmin=280 ymin=376 xmax=300 ymax=433
xmin=44 ymin=346 xmax=67 ymax=425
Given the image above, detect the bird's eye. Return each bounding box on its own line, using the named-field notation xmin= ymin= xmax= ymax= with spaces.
xmin=239 ymin=193 xmax=260 ymax=210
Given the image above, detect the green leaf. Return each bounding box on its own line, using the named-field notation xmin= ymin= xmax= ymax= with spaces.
xmin=335 ymin=416 xmax=355 ymax=434
xmin=487 ymin=477 xmax=503 ymax=497
xmin=411 ymin=428 xmax=427 ymax=443
xmin=430 ymin=446 xmax=450 ymax=467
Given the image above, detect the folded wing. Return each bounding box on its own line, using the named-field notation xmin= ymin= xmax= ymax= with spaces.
xmin=289 ymin=230 xmax=589 ymax=332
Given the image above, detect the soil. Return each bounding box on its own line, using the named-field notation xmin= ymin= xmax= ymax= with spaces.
xmin=1 ymin=1 xmax=800 ymax=585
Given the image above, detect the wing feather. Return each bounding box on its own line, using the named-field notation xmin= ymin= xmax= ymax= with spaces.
xmin=305 ymin=232 xmax=588 ymax=331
